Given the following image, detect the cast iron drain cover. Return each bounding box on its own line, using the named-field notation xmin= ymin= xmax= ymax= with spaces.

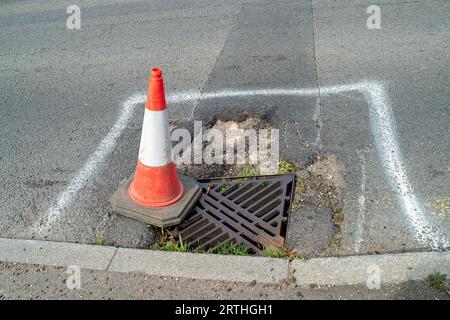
xmin=175 ymin=174 xmax=295 ymax=254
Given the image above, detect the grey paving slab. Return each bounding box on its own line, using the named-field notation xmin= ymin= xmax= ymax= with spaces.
xmin=108 ymin=247 xmax=289 ymax=284
xmin=0 ymin=237 xmax=116 ymax=270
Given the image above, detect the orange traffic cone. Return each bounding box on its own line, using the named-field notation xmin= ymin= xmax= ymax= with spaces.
xmin=111 ymin=68 xmax=201 ymax=227
xmin=128 ymin=68 xmax=184 ymax=207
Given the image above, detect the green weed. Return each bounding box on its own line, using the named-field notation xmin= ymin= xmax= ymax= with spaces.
xmin=159 ymin=236 xmax=189 ymax=253
xmin=278 ymin=161 xmax=296 ymax=174
xmin=208 ymin=242 xmax=248 ymax=256
xmin=242 ymin=166 xmax=260 ymax=177
xmin=425 ymin=272 xmax=447 ymax=291
xmin=262 ymin=246 xmax=294 ymax=259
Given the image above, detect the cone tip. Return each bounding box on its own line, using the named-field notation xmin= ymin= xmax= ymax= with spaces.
xmin=151 ymin=68 xmax=162 ymax=78
xmin=146 ymin=67 xmax=166 ymax=111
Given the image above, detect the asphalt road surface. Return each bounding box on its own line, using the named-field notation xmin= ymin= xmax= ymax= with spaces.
xmin=0 ymin=0 xmax=449 ymax=257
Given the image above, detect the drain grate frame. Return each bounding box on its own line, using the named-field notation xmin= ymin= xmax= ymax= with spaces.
xmin=174 ymin=174 xmax=296 ymax=255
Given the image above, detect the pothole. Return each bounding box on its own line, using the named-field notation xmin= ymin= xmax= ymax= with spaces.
xmin=152 ymin=117 xmax=345 ymax=258
xmin=177 ymin=116 xmax=274 ymax=178
xmin=292 ymin=154 xmax=344 ymax=210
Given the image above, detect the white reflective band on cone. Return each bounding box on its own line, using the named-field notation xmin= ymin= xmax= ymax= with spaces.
xmin=138 ymin=109 xmax=172 ymax=167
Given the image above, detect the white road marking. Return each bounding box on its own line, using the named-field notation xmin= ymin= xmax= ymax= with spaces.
xmin=363 ymin=82 xmax=448 ymax=249
xmin=32 ymin=81 xmax=449 ymax=250
xmin=30 ymin=94 xmax=146 ymax=235
xmin=355 ymin=151 xmax=367 ymax=253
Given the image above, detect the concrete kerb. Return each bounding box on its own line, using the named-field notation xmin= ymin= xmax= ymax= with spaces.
xmin=108 ymin=248 xmax=288 ymax=284
xmin=0 ymin=238 xmax=115 ymax=270
xmin=291 ymin=251 xmax=449 ymax=287
xmin=0 ymin=238 xmax=448 ymax=287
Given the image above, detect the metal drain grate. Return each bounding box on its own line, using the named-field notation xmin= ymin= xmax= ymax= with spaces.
xmin=175 ymin=174 xmax=295 ymax=254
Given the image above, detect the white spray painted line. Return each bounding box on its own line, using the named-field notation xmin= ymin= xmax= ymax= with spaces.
xmin=362 ymin=82 xmax=448 ymax=249
xmin=30 ymin=94 xmax=146 ymax=235
xmin=31 ymin=81 xmax=449 ymax=250
xmin=354 ymin=151 xmax=367 ymax=254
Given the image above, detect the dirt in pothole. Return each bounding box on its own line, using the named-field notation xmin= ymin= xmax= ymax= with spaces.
xmin=292 ymin=154 xmax=344 ymax=210
xmin=178 ymin=116 xmax=274 ymax=179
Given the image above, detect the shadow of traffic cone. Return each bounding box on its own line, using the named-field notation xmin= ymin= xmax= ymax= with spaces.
xmin=110 ymin=68 xmax=201 ymax=227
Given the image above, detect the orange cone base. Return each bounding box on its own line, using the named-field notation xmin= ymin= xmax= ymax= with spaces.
xmin=128 ymin=162 xmax=184 ymax=207
xmin=110 ymin=175 xmax=202 ymax=227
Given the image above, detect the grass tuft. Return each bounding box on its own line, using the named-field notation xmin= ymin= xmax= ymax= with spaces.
xmin=208 ymin=242 xmax=248 ymax=256
xmin=155 ymin=232 xmax=248 ymax=256
xmin=216 ymin=179 xmax=232 ymax=193
xmin=159 ymin=236 xmax=189 ymax=253
xmin=262 ymin=246 xmax=296 ymax=259
xmin=329 ymin=207 xmax=344 ymax=247
xmin=332 ymin=207 xmax=344 ymax=225
xmin=425 ymin=272 xmax=447 ymax=291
